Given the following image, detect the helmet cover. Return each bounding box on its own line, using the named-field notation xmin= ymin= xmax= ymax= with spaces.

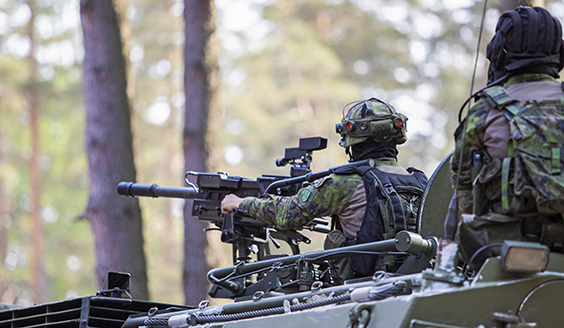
xmin=336 ymin=98 xmax=408 ymax=148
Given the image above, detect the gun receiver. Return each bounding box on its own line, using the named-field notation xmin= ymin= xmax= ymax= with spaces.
xmin=118 ymin=173 xmax=309 ymax=228
xmin=117 ymin=137 xmax=336 ymax=262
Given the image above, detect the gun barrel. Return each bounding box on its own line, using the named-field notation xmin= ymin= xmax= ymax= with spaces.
xmin=117 ymin=182 xmax=202 ymax=199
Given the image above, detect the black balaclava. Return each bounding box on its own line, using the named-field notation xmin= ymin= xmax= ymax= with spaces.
xmin=349 ymin=138 xmax=398 ymax=162
xmin=486 ymin=6 xmax=564 ymax=84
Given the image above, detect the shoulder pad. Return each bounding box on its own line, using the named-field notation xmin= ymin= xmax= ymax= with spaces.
xmin=407 ymin=167 xmax=428 ymax=186
xmin=480 ymin=86 xmax=519 ymax=113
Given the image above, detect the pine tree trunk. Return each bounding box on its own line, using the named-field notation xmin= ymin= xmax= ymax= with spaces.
xmin=182 ymin=0 xmax=215 ymax=305
xmin=80 ymin=0 xmax=149 ymax=300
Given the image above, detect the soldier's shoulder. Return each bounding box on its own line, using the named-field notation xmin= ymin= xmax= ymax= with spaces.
xmin=464 ymin=95 xmax=493 ymax=128
xmin=469 ymin=95 xmax=491 ymax=113
xmin=312 ymin=173 xmax=362 ymax=189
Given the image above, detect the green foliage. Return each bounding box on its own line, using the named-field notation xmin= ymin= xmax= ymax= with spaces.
xmin=126 ymin=0 xmax=186 ymax=304
xmin=216 ymin=0 xmax=563 ymax=178
xmin=0 ymin=0 xmax=94 ymax=305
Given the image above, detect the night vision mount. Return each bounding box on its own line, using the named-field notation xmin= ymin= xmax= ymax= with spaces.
xmin=334 ymin=97 xmax=406 ymax=142
xmin=335 ymin=114 xmax=405 ymax=139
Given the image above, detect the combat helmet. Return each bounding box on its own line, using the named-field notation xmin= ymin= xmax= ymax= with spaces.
xmin=335 ymin=98 xmax=408 ymax=149
xmin=487 ymin=6 xmax=564 ymax=83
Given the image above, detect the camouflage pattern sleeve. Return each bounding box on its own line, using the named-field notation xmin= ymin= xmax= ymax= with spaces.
xmin=450 ymin=98 xmax=490 ymax=210
xmin=237 ymin=174 xmax=362 ymax=230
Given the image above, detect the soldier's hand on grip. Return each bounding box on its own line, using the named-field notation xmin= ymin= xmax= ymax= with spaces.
xmin=221 ymin=194 xmax=243 ymax=214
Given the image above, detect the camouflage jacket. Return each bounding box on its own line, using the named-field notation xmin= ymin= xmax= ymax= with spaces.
xmin=451 ymin=74 xmax=564 ymax=211
xmin=238 ymin=158 xmax=406 ymax=239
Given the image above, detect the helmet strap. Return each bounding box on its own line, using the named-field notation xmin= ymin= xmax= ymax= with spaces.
xmin=345 ymin=147 xmax=354 ymax=163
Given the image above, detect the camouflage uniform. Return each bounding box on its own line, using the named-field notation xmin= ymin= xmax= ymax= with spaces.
xmin=451 ymin=73 xmax=564 ymax=212
xmin=451 ymin=73 xmax=564 ymax=264
xmin=238 ymin=158 xmax=405 ymax=239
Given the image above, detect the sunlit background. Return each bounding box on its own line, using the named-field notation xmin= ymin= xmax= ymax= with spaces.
xmin=0 ymin=0 xmax=563 ymax=305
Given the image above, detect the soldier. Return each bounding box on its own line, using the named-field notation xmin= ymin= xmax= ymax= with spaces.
xmin=222 ymin=98 xmax=427 ymax=282
xmin=450 ymin=6 xmax=564 ymax=266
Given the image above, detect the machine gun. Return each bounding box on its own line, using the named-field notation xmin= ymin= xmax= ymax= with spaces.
xmin=123 ymin=138 xmax=362 ymax=251
xmin=118 ymin=137 xmax=331 ymax=263
xmin=118 ymin=136 xmax=378 ymax=298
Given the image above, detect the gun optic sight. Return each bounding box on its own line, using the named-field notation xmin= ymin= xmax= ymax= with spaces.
xmin=276 ymin=136 xmax=327 ymax=167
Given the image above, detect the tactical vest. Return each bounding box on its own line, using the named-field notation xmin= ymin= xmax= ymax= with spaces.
xmin=350 ymin=166 xmax=427 ymax=276
xmin=480 ymin=86 xmax=564 ymax=215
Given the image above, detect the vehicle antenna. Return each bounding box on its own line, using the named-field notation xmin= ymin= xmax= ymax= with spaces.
xmin=446 ymin=0 xmax=489 ymax=239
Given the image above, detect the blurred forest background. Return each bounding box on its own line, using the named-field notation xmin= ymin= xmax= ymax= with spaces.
xmin=0 ymin=0 xmax=563 ymax=306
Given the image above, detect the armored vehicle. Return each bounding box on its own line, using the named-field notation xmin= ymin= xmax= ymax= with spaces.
xmin=1 ymin=141 xmax=562 ymax=328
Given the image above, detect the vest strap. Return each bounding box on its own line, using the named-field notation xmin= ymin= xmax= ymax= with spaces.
xmin=502 ymin=157 xmax=512 ymax=211
xmin=368 ymin=169 xmax=406 ymax=232
xmin=480 ymin=85 xmax=520 ymax=119
xmin=552 ymin=147 xmax=561 ymax=175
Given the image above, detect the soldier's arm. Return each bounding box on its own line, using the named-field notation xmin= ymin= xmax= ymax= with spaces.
xmin=237 ymin=174 xmax=361 ymax=230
